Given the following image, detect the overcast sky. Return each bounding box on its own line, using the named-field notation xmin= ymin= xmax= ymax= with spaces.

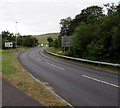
xmin=0 ymin=0 xmax=119 ymax=35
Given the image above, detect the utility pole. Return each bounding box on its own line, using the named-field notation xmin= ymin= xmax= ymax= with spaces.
xmin=15 ymin=22 xmax=18 ymax=49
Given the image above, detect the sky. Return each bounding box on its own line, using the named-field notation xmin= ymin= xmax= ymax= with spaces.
xmin=0 ymin=0 xmax=119 ymax=35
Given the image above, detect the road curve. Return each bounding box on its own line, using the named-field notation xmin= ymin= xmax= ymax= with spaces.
xmin=18 ymin=46 xmax=119 ymax=107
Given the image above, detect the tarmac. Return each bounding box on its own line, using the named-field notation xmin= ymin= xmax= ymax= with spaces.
xmin=2 ymin=78 xmax=42 ymax=107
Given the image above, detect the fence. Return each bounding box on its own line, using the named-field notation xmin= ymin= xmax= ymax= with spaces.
xmin=46 ymin=50 xmax=120 ymax=67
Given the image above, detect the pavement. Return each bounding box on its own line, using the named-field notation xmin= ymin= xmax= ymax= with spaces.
xmin=2 ymin=78 xmax=42 ymax=107
xmin=18 ymin=46 xmax=119 ymax=107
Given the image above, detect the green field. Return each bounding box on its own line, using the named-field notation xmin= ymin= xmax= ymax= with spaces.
xmin=35 ymin=33 xmax=59 ymax=45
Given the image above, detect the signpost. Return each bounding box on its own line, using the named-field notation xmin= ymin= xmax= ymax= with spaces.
xmin=61 ymin=36 xmax=71 ymax=51
xmin=16 ymin=22 xmax=18 ymax=49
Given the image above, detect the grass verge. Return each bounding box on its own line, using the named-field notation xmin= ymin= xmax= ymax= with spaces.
xmin=45 ymin=48 xmax=120 ymax=73
xmin=1 ymin=46 xmax=36 ymax=53
xmin=2 ymin=53 xmax=68 ymax=106
xmin=46 ymin=47 xmax=65 ymax=55
xmin=0 ymin=49 xmax=17 ymax=53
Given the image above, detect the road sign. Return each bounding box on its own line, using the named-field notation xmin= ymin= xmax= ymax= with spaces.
xmin=61 ymin=36 xmax=71 ymax=47
xmin=5 ymin=42 xmax=13 ymax=47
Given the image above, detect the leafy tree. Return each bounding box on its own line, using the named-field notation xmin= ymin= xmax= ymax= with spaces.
xmin=19 ymin=36 xmax=38 ymax=47
xmin=104 ymin=3 xmax=117 ymax=15
xmin=47 ymin=37 xmax=53 ymax=43
xmin=59 ymin=5 xmax=104 ymax=51
xmin=1 ymin=31 xmax=38 ymax=49
xmin=72 ymin=23 xmax=98 ymax=57
xmin=1 ymin=31 xmax=16 ymax=49
xmin=53 ymin=38 xmax=61 ymax=49
xmin=47 ymin=37 xmax=54 ymax=47
xmin=58 ymin=3 xmax=120 ymax=63
xmin=60 ymin=17 xmax=72 ymax=36
xmin=87 ymin=3 xmax=120 ymax=63
xmin=75 ymin=5 xmax=104 ymax=24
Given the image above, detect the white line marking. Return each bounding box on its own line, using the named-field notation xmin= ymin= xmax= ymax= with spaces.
xmin=33 ymin=53 xmax=36 ymax=57
xmin=46 ymin=62 xmax=64 ymax=70
xmin=33 ymin=53 xmax=41 ymax=61
xmin=82 ymin=75 xmax=120 ymax=88
xmin=35 ymin=56 xmax=41 ymax=61
xmin=28 ymin=72 xmax=73 ymax=107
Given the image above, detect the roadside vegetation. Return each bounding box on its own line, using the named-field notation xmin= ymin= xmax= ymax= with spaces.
xmin=2 ymin=53 xmax=68 ymax=106
xmin=1 ymin=31 xmax=38 ymax=50
xmin=1 ymin=2 xmax=119 ymax=106
xmin=35 ymin=33 xmax=59 ymax=45
xmin=0 ymin=47 xmax=36 ymax=53
xmin=47 ymin=47 xmax=66 ymax=55
xmin=47 ymin=3 xmax=120 ymax=64
xmin=46 ymin=47 xmax=120 ymax=73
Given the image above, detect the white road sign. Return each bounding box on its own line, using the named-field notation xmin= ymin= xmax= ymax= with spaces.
xmin=5 ymin=42 xmax=13 ymax=47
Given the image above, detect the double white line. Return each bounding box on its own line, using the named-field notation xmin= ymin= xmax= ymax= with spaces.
xmin=33 ymin=53 xmax=41 ymax=61
xmin=33 ymin=52 xmax=64 ymax=70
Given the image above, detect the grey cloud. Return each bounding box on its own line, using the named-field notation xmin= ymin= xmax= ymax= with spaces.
xmin=0 ymin=0 xmax=119 ymax=35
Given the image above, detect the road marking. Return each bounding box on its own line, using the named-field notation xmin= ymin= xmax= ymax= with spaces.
xmin=46 ymin=62 xmax=64 ymax=70
xmin=28 ymin=72 xmax=73 ymax=107
xmin=82 ymin=75 xmax=120 ymax=88
xmin=35 ymin=56 xmax=41 ymax=61
xmin=33 ymin=53 xmax=41 ymax=61
xmin=33 ymin=53 xmax=36 ymax=57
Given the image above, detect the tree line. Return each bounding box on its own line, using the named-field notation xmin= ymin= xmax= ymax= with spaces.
xmin=48 ymin=3 xmax=120 ymax=63
xmin=1 ymin=31 xmax=38 ymax=49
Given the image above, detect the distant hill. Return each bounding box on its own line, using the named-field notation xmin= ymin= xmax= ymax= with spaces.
xmin=35 ymin=33 xmax=59 ymax=45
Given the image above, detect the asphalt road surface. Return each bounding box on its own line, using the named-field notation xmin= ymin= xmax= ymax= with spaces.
xmin=2 ymin=78 xmax=41 ymax=106
xmin=18 ymin=46 xmax=119 ymax=107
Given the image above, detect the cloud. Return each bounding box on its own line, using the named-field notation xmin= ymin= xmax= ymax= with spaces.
xmin=0 ymin=0 xmax=119 ymax=35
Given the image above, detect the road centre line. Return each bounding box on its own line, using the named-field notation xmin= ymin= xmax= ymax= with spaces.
xmin=35 ymin=56 xmax=41 ymax=61
xmin=33 ymin=52 xmax=64 ymax=70
xmin=33 ymin=52 xmax=36 ymax=57
xmin=46 ymin=62 xmax=64 ymax=70
xmin=82 ymin=75 xmax=120 ymax=88
xmin=33 ymin=53 xmax=41 ymax=61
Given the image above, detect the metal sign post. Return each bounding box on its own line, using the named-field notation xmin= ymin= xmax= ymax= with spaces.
xmin=16 ymin=22 xmax=18 ymax=49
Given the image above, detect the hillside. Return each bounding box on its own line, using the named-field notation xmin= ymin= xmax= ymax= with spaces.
xmin=35 ymin=33 xmax=59 ymax=45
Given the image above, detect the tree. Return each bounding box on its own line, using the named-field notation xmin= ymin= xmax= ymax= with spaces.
xmin=1 ymin=31 xmax=16 ymax=49
xmin=59 ymin=6 xmax=104 ymax=50
xmin=53 ymin=39 xmax=58 ymax=48
xmin=47 ymin=37 xmax=54 ymax=47
xmin=19 ymin=36 xmax=38 ymax=47
xmin=87 ymin=3 xmax=120 ymax=63
xmin=75 ymin=5 xmax=104 ymax=24
xmin=104 ymin=3 xmax=117 ymax=15
xmin=56 ymin=3 xmax=119 ymax=63
xmin=72 ymin=23 xmax=98 ymax=57
xmin=60 ymin=17 xmax=72 ymax=36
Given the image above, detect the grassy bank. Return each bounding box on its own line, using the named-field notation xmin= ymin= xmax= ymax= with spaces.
xmin=46 ymin=47 xmax=65 ymax=55
xmin=2 ymin=53 xmax=68 ymax=106
xmin=1 ymin=47 xmax=36 ymax=53
xmin=35 ymin=33 xmax=59 ymax=45
xmin=0 ymin=49 xmax=17 ymax=53
xmin=46 ymin=47 xmax=120 ymax=73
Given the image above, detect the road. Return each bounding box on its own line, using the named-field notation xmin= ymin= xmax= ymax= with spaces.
xmin=18 ymin=46 xmax=119 ymax=107
xmin=2 ymin=78 xmax=41 ymax=106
